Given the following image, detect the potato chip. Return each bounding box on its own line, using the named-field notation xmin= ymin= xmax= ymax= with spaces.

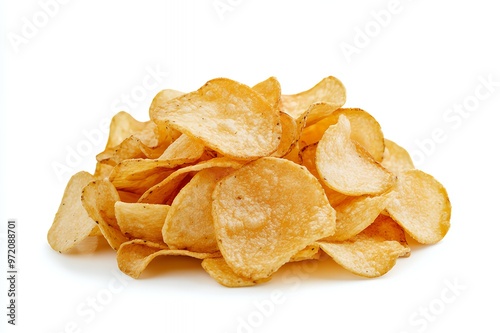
xmin=212 ymin=157 xmax=336 ymax=280
xmin=139 ymin=157 xmax=244 ymax=204
xmin=115 ymin=202 xmax=169 ymax=243
xmin=386 ymin=170 xmax=451 ymax=244
xmin=271 ymin=112 xmax=298 ymax=158
xmin=47 ymin=171 xmax=98 ymax=253
xmin=81 ymin=179 xmax=130 ymax=250
xmin=316 ymin=115 xmax=395 ymax=195
xmin=289 ymin=244 xmax=321 ymax=262
xmin=201 ymin=257 xmax=270 ymax=287
xmin=163 ymin=168 xmax=233 ymax=253
xmin=322 ymin=194 xmax=391 ymax=242
xmin=105 ymin=111 xmax=158 ymax=149
xmin=281 ymin=76 xmax=346 ymax=122
xmin=252 ymin=76 xmax=282 ymax=110
xmin=117 ymin=239 xmax=218 ymax=279
xmin=150 ymin=78 xmax=282 ymax=159
xmin=301 ymin=108 xmax=385 ymax=162
xmin=319 ymin=215 xmax=410 ymax=277
xmin=381 ymin=139 xmax=415 ymax=174
xmin=158 ymin=133 xmax=205 ymax=161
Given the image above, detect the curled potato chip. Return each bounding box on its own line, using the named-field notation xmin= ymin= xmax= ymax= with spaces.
xmin=139 ymin=157 xmax=244 ymax=204
xmin=281 ymin=76 xmax=346 ymax=122
xmin=81 ymin=179 xmax=130 ymax=250
xmin=47 ymin=171 xmax=98 ymax=253
xmin=158 ymin=133 xmax=205 ymax=162
xmin=386 ymin=170 xmax=451 ymax=244
xmin=212 ymin=157 xmax=336 ymax=280
xmin=316 ymin=115 xmax=395 ymax=195
xmin=271 ymin=112 xmax=298 ymax=157
xmin=382 ymin=139 xmax=415 ymax=174
xmin=105 ymin=111 xmax=158 ymax=149
xmin=117 ymin=240 xmax=218 ymax=279
xmin=319 ymin=215 xmax=410 ymax=278
xmin=201 ymin=257 xmax=270 ymax=287
xmin=252 ymin=77 xmax=282 ymax=110
xmin=164 ymin=168 xmax=233 ymax=253
xmin=115 ymin=202 xmax=169 ymax=243
xmin=323 ymin=194 xmax=390 ymax=242
xmin=151 ymin=78 xmax=281 ymax=159
xmin=301 ymin=108 xmax=385 ymax=162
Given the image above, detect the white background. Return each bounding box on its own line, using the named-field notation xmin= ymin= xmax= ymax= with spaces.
xmin=1 ymin=0 xmax=499 ymax=332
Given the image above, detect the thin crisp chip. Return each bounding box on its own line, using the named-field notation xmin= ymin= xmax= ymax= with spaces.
xmin=163 ymin=168 xmax=233 ymax=253
xmin=289 ymin=244 xmax=321 ymax=262
xmin=281 ymin=76 xmax=346 ymax=122
xmin=381 ymin=139 xmax=415 ymax=174
xmin=115 ymin=202 xmax=169 ymax=243
xmin=201 ymin=257 xmax=270 ymax=287
xmin=158 ymin=133 xmax=205 ymax=162
xmin=117 ymin=240 xmax=219 ymax=279
xmin=316 ymin=115 xmax=395 ymax=195
xmin=212 ymin=157 xmax=336 ymax=280
xmin=47 ymin=171 xmax=98 ymax=253
xmin=81 ymin=179 xmax=130 ymax=250
xmin=386 ymin=170 xmax=451 ymax=244
xmin=319 ymin=215 xmax=410 ymax=277
xmin=151 ymin=78 xmax=282 ymax=159
xmin=252 ymin=77 xmax=282 ymax=110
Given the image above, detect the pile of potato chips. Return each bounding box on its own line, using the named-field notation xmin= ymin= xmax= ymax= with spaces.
xmin=48 ymin=76 xmax=451 ymax=287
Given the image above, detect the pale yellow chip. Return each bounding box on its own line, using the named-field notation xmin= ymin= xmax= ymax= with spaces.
xmin=316 ymin=115 xmax=395 ymax=195
xmin=150 ymin=78 xmax=281 ymax=159
xmin=212 ymin=157 xmax=336 ymax=280
xmin=117 ymin=240 xmax=218 ymax=279
xmin=301 ymin=108 xmax=385 ymax=162
xmin=158 ymin=133 xmax=205 ymax=162
xmin=115 ymin=202 xmax=169 ymax=243
xmin=201 ymin=257 xmax=270 ymax=287
xmin=281 ymin=76 xmax=346 ymax=122
xmin=386 ymin=170 xmax=451 ymax=244
xmin=163 ymin=168 xmax=233 ymax=253
xmin=139 ymin=157 xmax=244 ymax=204
xmin=322 ymin=194 xmax=390 ymax=242
xmin=47 ymin=171 xmax=99 ymax=253
xmin=81 ymin=179 xmax=130 ymax=250
xmin=105 ymin=111 xmax=158 ymax=149
xmin=319 ymin=215 xmax=410 ymax=278
xmin=381 ymin=139 xmax=415 ymax=174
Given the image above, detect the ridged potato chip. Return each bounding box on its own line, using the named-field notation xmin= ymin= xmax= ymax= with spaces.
xmin=212 ymin=157 xmax=336 ymax=280
xmin=386 ymin=170 xmax=451 ymax=244
xmin=316 ymin=115 xmax=395 ymax=195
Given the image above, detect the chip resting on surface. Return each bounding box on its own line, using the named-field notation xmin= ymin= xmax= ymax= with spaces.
xmin=47 ymin=75 xmax=451 ymax=287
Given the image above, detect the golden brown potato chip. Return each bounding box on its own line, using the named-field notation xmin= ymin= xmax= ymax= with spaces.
xmin=139 ymin=157 xmax=244 ymax=204
xmin=105 ymin=111 xmax=157 ymax=149
xmin=271 ymin=112 xmax=298 ymax=157
xmin=115 ymin=202 xmax=169 ymax=243
xmin=381 ymin=139 xmax=415 ymax=174
xmin=299 ymin=143 xmax=349 ymax=207
xmin=158 ymin=133 xmax=205 ymax=162
xmin=117 ymin=240 xmax=218 ymax=279
xmin=163 ymin=168 xmax=233 ymax=253
xmin=212 ymin=157 xmax=336 ymax=280
xmin=319 ymin=215 xmax=410 ymax=277
xmin=281 ymin=76 xmax=346 ymax=122
xmin=321 ymin=194 xmax=390 ymax=241
xmin=252 ymin=76 xmax=282 ymax=110
xmin=81 ymin=179 xmax=130 ymax=250
xmin=109 ymin=159 xmax=185 ymax=194
xmin=201 ymin=257 xmax=270 ymax=287
xmin=386 ymin=170 xmax=451 ymax=244
xmin=151 ymin=78 xmax=281 ymax=159
xmin=316 ymin=115 xmax=395 ymax=195
xmin=301 ymin=108 xmax=385 ymax=162
xmin=47 ymin=171 xmax=99 ymax=253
